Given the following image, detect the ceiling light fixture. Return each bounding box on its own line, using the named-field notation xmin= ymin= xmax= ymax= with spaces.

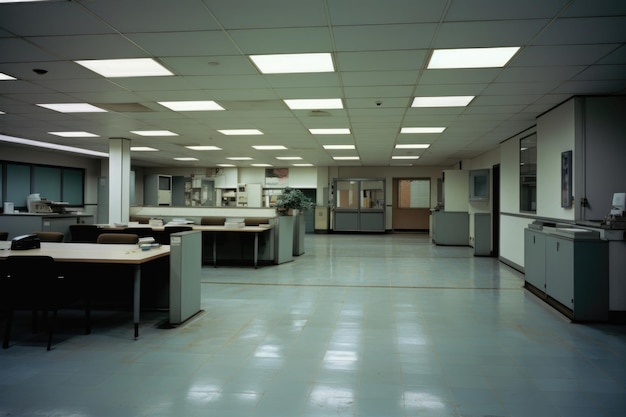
xmin=174 ymin=157 xmax=198 ymax=161
xmin=428 ymin=47 xmax=520 ymax=69
xmin=392 ymin=156 xmax=420 ymax=160
xmin=323 ymin=145 xmax=355 ymax=150
xmin=131 ymin=147 xmax=158 ymax=151
xmin=276 ymin=156 xmax=302 ymax=160
xmin=293 ymin=163 xmax=313 ymax=167
xmin=158 ymin=101 xmax=224 ymax=111
xmin=48 ymin=131 xmax=99 ymax=138
xmin=411 ymin=96 xmax=474 ymax=107
xmin=249 ymin=53 xmax=334 ymax=74
xmin=251 ymin=164 xmax=273 ymax=167
xmin=0 ymin=72 xmax=17 ymax=80
xmin=37 ymin=103 xmax=107 ymax=113
xmin=284 ymin=99 xmax=343 ymax=110
xmin=131 ymin=130 xmax=178 ymax=136
xmin=333 ymin=156 xmax=359 ymax=160
xmin=217 ymin=163 xmax=236 ymax=167
xmin=227 ymin=157 xmax=253 ymax=160
xmin=75 ymin=58 xmax=173 ymax=78
xmin=185 ymin=145 xmax=222 ymax=151
xmin=0 ymin=133 xmax=108 ymax=157
xmin=395 ymin=144 xmax=430 ymax=149
xmin=253 ymin=145 xmax=287 ymax=150
xmin=218 ymin=129 xmax=263 ymax=135
xmin=400 ymin=127 xmax=445 ymax=134
xmin=309 ymin=128 xmax=351 ymax=135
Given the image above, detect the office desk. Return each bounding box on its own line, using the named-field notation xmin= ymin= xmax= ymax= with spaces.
xmin=100 ymin=224 xmax=273 ymax=268
xmin=0 ymin=242 xmax=170 ymax=338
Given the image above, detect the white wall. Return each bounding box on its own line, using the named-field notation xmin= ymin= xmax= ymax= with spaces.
xmin=442 ymin=169 xmax=469 ymax=212
xmin=536 ymin=98 xmax=577 ymax=221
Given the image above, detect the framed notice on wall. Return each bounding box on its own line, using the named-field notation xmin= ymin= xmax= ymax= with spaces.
xmin=561 ymin=150 xmax=572 ymax=208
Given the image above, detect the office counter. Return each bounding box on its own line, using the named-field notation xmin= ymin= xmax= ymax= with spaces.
xmin=0 ymin=213 xmax=94 ymax=241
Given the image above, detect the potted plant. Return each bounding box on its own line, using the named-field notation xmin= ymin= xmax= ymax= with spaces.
xmin=275 ymin=187 xmax=313 ymax=214
xmin=275 ymin=187 xmax=313 ymax=255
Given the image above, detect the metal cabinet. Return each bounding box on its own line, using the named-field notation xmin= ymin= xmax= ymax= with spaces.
xmin=524 ymin=228 xmax=546 ymax=294
xmin=524 ymin=227 xmax=609 ymax=321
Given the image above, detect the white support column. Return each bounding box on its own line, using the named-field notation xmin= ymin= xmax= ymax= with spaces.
xmin=108 ymin=138 xmax=131 ymax=224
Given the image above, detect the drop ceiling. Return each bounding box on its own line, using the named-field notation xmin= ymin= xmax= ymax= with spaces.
xmin=0 ymin=0 xmax=625 ymax=168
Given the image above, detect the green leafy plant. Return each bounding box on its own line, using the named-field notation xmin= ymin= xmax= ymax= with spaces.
xmin=275 ymin=187 xmax=313 ymax=212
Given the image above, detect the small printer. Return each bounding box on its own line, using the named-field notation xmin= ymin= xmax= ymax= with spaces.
xmin=11 ymin=234 xmax=41 ymax=250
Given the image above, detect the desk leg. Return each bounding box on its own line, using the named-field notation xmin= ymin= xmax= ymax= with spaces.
xmin=254 ymin=232 xmax=259 ymax=269
xmin=213 ymin=231 xmax=217 ymax=268
xmin=133 ymin=265 xmax=141 ymax=339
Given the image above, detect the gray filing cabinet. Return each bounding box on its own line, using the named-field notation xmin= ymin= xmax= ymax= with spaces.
xmin=432 ymin=211 xmax=469 ymax=245
xmin=524 ymin=228 xmax=547 ymax=294
xmin=473 ymin=213 xmax=491 ymax=256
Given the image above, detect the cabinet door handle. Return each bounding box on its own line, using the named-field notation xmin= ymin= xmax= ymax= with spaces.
xmin=556 ymin=241 xmax=560 ymax=251
xmin=533 ymin=236 xmax=535 ymax=244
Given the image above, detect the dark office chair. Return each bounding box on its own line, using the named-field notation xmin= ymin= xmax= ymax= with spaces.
xmin=0 ymin=231 xmax=8 ymax=241
xmin=157 ymin=225 xmax=193 ymax=245
xmin=69 ymin=224 xmax=101 ymax=243
xmin=2 ymin=255 xmax=91 ymax=350
xmin=97 ymin=233 xmax=139 ymax=244
xmin=32 ymin=231 xmax=65 ymax=242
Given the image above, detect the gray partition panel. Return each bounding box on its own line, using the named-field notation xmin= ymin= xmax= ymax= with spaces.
xmin=169 ymin=230 xmax=202 ymax=324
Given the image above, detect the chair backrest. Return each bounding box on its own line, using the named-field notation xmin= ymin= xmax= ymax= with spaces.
xmin=0 ymin=231 xmax=8 ymax=241
xmin=123 ymin=227 xmax=154 ymax=238
xmin=201 ymin=216 xmax=226 ymax=225
xmin=97 ymin=233 xmax=138 ymax=244
xmin=32 ymin=231 xmax=65 ymax=242
xmin=69 ymin=224 xmax=101 ymax=243
xmin=244 ymin=217 xmax=270 ymax=226
xmin=158 ymin=226 xmax=193 ymax=245
xmin=4 ymin=256 xmax=60 ymax=303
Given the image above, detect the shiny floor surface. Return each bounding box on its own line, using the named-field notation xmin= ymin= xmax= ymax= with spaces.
xmin=1 ymin=233 xmax=625 ymax=417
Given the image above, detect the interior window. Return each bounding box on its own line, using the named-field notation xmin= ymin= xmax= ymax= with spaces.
xmin=520 ymin=134 xmax=537 ymax=212
xmin=398 ymin=179 xmax=430 ymax=208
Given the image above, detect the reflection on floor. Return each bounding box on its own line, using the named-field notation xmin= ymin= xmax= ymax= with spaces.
xmin=1 ymin=233 xmax=625 ymax=417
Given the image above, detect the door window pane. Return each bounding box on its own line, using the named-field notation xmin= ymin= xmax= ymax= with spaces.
xmin=398 ymin=179 xmax=430 ymax=208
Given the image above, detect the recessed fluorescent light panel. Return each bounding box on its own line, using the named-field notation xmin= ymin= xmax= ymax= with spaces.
xmin=131 ymin=130 xmax=178 ymax=136
xmin=392 ymin=156 xmax=420 ymax=160
xmin=227 ymin=157 xmax=253 ymax=161
xmin=428 ymin=47 xmax=520 ymax=69
xmin=0 ymin=72 xmax=17 ymax=80
xmin=174 ymin=157 xmax=198 ymax=161
xmin=333 ymin=156 xmax=359 ymax=160
xmin=284 ymin=99 xmax=343 ymax=110
xmin=217 ymin=163 xmax=236 ymax=167
xmin=400 ymin=127 xmax=445 ymax=134
xmin=131 ymin=147 xmax=158 ymax=151
xmin=250 ymin=53 xmax=334 ymax=74
xmin=323 ymin=145 xmax=355 ymax=150
xmin=253 ymin=145 xmax=287 ymax=150
xmin=185 ymin=145 xmax=222 ymax=151
xmin=309 ymin=128 xmax=351 ymax=135
xmin=395 ymin=144 xmax=430 ymax=149
xmin=48 ymin=131 xmax=99 ymax=138
xmin=251 ymin=164 xmax=273 ymax=167
xmin=158 ymin=101 xmax=224 ymax=111
xmin=293 ymin=163 xmax=313 ymax=167
xmin=411 ymin=96 xmax=474 ymax=107
xmin=37 ymin=103 xmax=107 ymax=113
xmin=218 ymin=129 xmax=263 ymax=136
xmin=0 ymin=134 xmax=108 ymax=157
xmin=276 ymin=156 xmax=302 ymax=160
xmin=75 ymin=58 xmax=173 ymax=78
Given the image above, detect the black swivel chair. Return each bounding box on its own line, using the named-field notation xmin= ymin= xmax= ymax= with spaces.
xmin=69 ymin=224 xmax=101 ymax=243
xmin=32 ymin=231 xmax=65 ymax=242
xmin=0 ymin=231 xmax=8 ymax=241
xmin=2 ymin=255 xmax=91 ymax=350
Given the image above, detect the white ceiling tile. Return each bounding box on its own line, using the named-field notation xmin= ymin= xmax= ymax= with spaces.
xmin=206 ymin=0 xmax=328 ymax=29
xmin=534 ymin=17 xmax=626 ymax=44
xmin=513 ymin=44 xmax=620 ymax=67
xmin=328 ymin=0 xmax=447 ymax=25
xmin=128 ymin=31 xmax=240 ymax=57
xmin=337 ymin=50 xmax=428 ymax=71
xmin=445 ymin=0 xmax=569 ymax=20
xmin=227 ymin=28 xmax=333 ymax=54
xmin=28 ymin=34 xmax=147 ymax=60
xmin=433 ymin=20 xmax=549 ymax=48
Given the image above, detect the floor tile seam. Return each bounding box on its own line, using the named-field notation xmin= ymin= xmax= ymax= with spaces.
xmin=201 ymin=281 xmax=525 ymax=292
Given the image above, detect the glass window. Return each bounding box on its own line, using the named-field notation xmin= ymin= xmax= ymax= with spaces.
xmin=62 ymin=168 xmax=85 ymax=205
xmin=520 ymin=134 xmax=537 ymax=212
xmin=361 ymin=180 xmax=384 ymax=209
xmin=335 ymin=180 xmax=359 ymax=209
xmin=398 ymin=179 xmax=430 ymax=208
